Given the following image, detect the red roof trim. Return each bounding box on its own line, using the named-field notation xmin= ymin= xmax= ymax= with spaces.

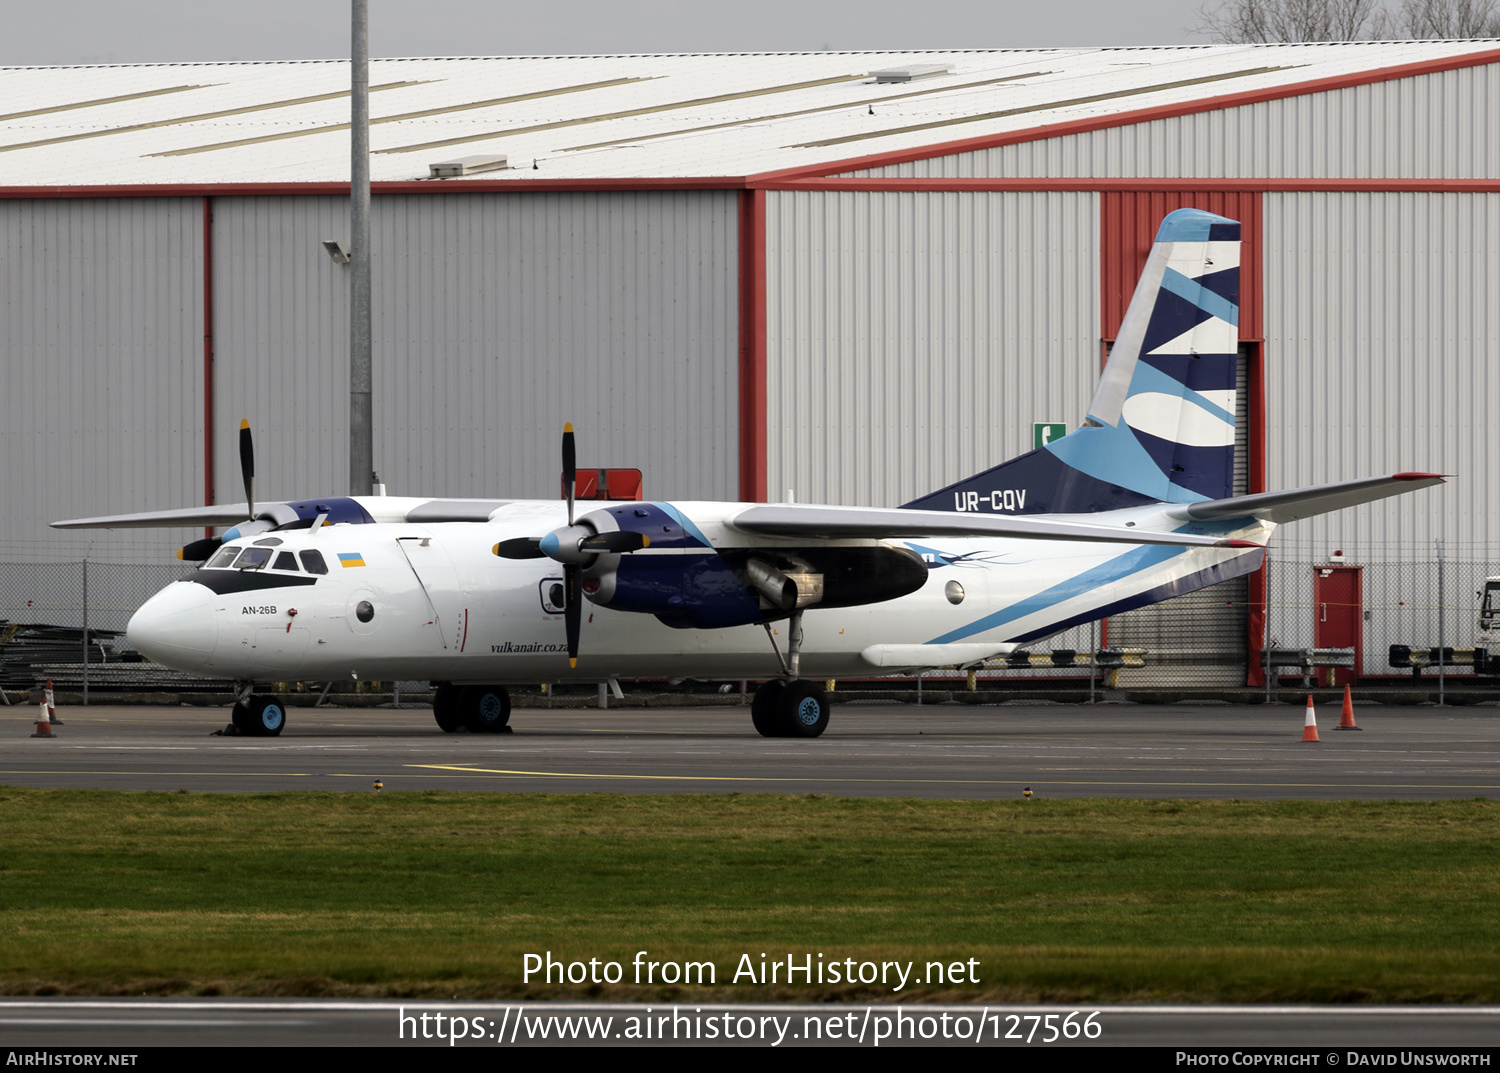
xmin=746 ymin=47 xmax=1500 ymax=183
xmin=7 ymin=176 xmax=1498 ymax=200
xmin=758 ymin=177 xmax=1500 ymax=193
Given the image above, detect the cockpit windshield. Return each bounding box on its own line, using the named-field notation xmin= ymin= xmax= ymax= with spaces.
xmin=207 ymin=546 xmax=240 ymax=569
xmin=236 ymin=547 xmax=273 ymax=571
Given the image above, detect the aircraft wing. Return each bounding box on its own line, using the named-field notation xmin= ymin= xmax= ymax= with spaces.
xmin=50 ymin=503 xmax=257 ymax=529
xmin=1166 ymin=473 xmax=1446 ymax=525
xmin=727 ymin=504 xmax=1258 ymax=548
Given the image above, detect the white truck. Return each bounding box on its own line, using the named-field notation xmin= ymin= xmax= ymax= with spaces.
xmin=1478 ymin=577 xmax=1500 ymax=674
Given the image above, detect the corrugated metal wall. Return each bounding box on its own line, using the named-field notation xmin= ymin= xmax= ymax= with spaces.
xmin=764 ymin=190 xmax=1098 ymax=507
xmin=845 ymin=65 xmax=1500 ymax=179
xmin=212 ymin=190 xmax=741 ymax=510
xmin=0 ymin=197 xmax=203 ymax=563
xmin=1262 ymin=191 xmax=1500 ymax=563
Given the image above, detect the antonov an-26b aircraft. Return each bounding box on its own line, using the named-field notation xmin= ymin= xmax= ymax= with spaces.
xmin=55 ymin=209 xmax=1442 ymax=739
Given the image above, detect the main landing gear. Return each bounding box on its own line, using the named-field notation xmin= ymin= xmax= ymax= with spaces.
xmin=433 ymin=683 xmax=512 ymax=733
xmin=750 ymin=611 xmax=831 ymax=738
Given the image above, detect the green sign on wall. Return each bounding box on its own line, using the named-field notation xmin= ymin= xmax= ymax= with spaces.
xmin=1033 ymin=423 xmax=1068 ymax=449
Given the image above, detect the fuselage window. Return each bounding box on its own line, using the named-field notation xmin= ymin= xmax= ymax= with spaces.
xmin=237 ymin=547 xmax=273 ymax=571
xmin=273 ymin=551 xmax=300 ymax=572
xmin=300 ymin=549 xmax=329 ymax=575
xmin=207 ymin=547 xmax=241 ymax=569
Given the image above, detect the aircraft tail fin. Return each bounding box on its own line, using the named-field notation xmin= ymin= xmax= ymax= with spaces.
xmin=904 ymin=207 xmax=1241 ymax=515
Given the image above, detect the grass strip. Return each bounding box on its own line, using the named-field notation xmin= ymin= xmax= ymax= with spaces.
xmin=1 ymin=789 xmax=1497 ymax=1002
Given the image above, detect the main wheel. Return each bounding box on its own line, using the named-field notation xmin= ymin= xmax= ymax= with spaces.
xmin=776 ymin=680 xmax=830 ymax=738
xmin=230 ymin=701 xmax=253 ymax=735
xmin=459 ymin=685 xmax=511 ymax=733
xmin=432 ymin=683 xmax=462 ymax=733
xmin=245 ymin=695 xmax=286 ymax=737
xmin=750 ymin=679 xmax=787 ymax=737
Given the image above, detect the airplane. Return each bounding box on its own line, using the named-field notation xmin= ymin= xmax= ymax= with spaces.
xmin=52 ymin=208 xmax=1443 ymax=740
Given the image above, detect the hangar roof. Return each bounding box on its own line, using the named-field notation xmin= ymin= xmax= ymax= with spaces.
xmin=1 ymin=42 xmax=1497 ymax=187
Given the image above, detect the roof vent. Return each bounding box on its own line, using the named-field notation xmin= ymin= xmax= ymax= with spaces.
xmin=428 ymin=153 xmax=508 ymax=178
xmin=870 ymin=63 xmax=954 ymax=83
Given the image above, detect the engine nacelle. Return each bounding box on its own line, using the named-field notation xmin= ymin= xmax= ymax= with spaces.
xmin=577 ymin=504 xmax=930 ymax=630
xmin=579 ymin=505 xmax=763 ymax=628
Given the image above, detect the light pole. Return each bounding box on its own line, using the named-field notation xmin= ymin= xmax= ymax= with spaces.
xmin=349 ymin=0 xmax=374 ymax=497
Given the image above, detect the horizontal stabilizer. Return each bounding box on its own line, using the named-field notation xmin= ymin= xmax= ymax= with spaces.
xmin=861 ymin=643 xmax=1017 ymax=670
xmin=730 ymin=504 xmax=1258 ymax=548
xmin=51 ymin=503 xmax=257 ymax=530
xmin=1166 ymin=473 xmax=1446 ymax=524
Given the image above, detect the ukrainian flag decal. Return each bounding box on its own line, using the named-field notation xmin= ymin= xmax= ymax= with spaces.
xmin=338 ymin=552 xmax=366 ymax=568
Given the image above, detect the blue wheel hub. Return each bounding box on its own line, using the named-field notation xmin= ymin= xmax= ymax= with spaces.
xmin=797 ymin=696 xmax=822 ymax=726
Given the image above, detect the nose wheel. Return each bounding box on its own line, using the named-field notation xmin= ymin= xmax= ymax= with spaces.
xmin=750 ymin=678 xmax=829 ymax=738
xmin=231 ymin=694 xmax=286 ymax=737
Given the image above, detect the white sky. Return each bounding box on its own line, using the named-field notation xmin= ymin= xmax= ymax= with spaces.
xmin=4 ymin=1 xmax=1209 ymax=66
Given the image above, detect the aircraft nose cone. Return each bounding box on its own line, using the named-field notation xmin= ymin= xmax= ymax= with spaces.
xmin=127 ymin=581 xmax=218 ymax=671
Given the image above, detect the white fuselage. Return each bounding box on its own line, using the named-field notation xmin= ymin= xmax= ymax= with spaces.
xmin=126 ymin=498 xmax=1271 ymax=684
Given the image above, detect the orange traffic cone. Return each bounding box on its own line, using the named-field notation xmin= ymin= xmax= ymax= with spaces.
xmin=1335 ymin=684 xmax=1362 ymax=731
xmin=31 ymin=699 xmax=55 ymax=738
xmin=1301 ymin=696 xmax=1320 ymax=743
xmin=45 ymin=679 xmax=61 ymax=725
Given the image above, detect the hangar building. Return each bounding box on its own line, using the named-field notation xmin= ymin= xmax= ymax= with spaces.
xmin=3 ymin=42 xmax=1498 ymax=682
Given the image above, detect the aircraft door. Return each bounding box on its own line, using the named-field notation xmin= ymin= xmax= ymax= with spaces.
xmin=396 ymin=536 xmax=471 ymax=652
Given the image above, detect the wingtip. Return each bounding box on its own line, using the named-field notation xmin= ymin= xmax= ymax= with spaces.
xmin=1218 ymin=539 xmax=1266 ymax=548
xmin=1392 ymin=471 xmax=1448 ymax=482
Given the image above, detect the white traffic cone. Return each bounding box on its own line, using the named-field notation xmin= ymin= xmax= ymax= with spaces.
xmin=1301 ymin=696 xmax=1320 ymax=743
xmin=31 ymin=699 xmax=55 ymax=738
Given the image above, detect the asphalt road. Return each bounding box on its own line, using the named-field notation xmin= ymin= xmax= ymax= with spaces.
xmin=1 ymin=999 xmax=1498 ymax=1048
xmin=3 ymin=699 xmax=1498 ymax=799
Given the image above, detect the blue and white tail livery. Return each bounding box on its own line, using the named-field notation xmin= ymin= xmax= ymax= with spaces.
xmin=907 ymin=208 xmax=1242 ymax=515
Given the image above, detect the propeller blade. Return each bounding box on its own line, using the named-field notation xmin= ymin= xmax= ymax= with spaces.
xmin=239 ymin=418 xmax=256 ymax=522
xmin=562 ymin=422 xmax=576 ymax=527
xmin=177 ymin=536 xmax=223 ymax=562
xmin=578 ymin=531 xmax=650 ymax=554
xmin=564 ymin=563 xmax=580 ymax=668
xmin=494 ymin=537 xmax=546 ymax=559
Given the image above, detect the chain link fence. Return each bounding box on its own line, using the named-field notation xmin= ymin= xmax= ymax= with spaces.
xmin=3 ymin=557 xmax=1498 ymax=699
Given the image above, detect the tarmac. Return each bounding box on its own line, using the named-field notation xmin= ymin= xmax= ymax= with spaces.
xmin=4 ymin=698 xmax=1498 ymax=799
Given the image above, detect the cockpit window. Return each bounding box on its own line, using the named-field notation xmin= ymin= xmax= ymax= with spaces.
xmin=273 ymin=551 xmax=299 ymax=572
xmin=236 ymin=547 xmax=273 ymax=571
xmin=300 ymin=549 xmax=329 ymax=575
xmin=207 ymin=546 xmax=241 ymax=569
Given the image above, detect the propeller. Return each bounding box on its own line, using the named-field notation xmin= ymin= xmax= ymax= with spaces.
xmin=240 ymin=417 xmax=255 ymax=522
xmin=491 ymin=422 xmax=650 ymax=668
xmin=560 ymin=423 xmax=579 ymax=667
xmin=177 ymin=418 xmax=259 ymax=563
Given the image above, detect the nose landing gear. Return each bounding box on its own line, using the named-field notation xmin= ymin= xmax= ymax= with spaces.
xmin=230 ymin=693 xmax=286 ymax=737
